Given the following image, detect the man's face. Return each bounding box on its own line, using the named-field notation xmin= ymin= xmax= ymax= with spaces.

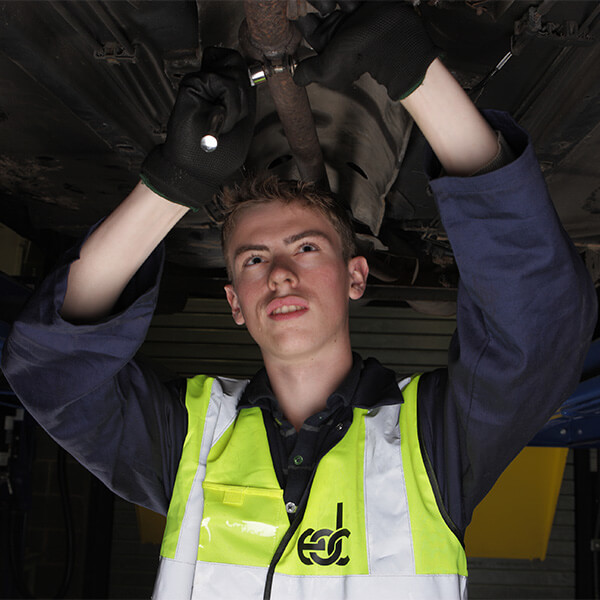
xmin=224 ymin=200 xmax=368 ymax=364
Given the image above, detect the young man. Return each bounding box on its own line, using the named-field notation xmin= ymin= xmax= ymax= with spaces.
xmin=2 ymin=4 xmax=596 ymax=599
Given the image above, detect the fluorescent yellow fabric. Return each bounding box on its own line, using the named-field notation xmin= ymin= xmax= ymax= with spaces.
xmin=400 ymin=376 xmax=468 ymax=576
xmin=198 ymin=407 xmax=288 ymax=567
xmin=196 ymin=405 xmax=369 ymax=573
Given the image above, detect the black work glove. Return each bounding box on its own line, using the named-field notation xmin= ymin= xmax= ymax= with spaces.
xmin=293 ymin=1 xmax=438 ymax=101
xmin=304 ymin=0 xmax=362 ymax=16
xmin=141 ymin=47 xmax=256 ymax=211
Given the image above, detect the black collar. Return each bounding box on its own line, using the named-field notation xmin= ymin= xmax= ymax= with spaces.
xmin=238 ymin=353 xmax=403 ymax=422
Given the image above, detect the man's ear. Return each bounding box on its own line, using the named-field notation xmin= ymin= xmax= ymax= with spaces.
xmin=224 ymin=284 xmax=246 ymax=325
xmin=348 ymin=256 xmax=369 ymax=300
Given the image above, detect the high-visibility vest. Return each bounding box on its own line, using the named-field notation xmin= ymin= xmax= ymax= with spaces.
xmin=152 ymin=374 xmax=467 ymax=600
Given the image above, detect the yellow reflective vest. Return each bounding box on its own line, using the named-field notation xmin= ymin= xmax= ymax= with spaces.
xmin=152 ymin=374 xmax=467 ymax=599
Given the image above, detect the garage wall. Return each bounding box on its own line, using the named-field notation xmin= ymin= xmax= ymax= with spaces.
xmin=108 ymin=297 xmax=574 ymax=599
xmin=141 ymin=297 xmax=456 ymax=379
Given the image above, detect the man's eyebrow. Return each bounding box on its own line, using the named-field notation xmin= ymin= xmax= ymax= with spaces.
xmin=233 ymin=244 xmax=269 ymax=261
xmin=283 ymin=230 xmax=332 ymax=245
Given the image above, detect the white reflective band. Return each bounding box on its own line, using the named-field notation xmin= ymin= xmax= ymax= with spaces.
xmin=153 ymin=377 xmax=247 ymax=600
xmin=152 ymin=557 xmax=195 ymax=600
xmin=185 ymin=561 xmax=467 ymax=599
xmin=364 ymin=403 xmax=415 ymax=574
xmin=398 ymin=376 xmax=412 ymax=391
xmin=272 ymin=571 xmax=467 ymax=600
xmin=174 ymin=379 xmax=241 ymax=563
xmin=213 ymin=378 xmax=249 ymax=443
xmin=193 ymin=561 xmax=268 ymax=597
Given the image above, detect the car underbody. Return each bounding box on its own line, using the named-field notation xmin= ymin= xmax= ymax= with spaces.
xmin=0 ymin=0 xmax=599 ymax=314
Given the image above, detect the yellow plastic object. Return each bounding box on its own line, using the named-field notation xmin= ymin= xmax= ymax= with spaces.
xmin=136 ymin=505 xmax=166 ymax=545
xmin=465 ymin=446 xmax=568 ymax=560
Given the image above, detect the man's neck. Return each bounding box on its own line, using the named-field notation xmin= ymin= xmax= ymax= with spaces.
xmin=264 ymin=345 xmax=354 ymax=431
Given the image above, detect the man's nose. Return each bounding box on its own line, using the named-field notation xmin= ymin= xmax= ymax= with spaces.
xmin=268 ymin=258 xmax=298 ymax=289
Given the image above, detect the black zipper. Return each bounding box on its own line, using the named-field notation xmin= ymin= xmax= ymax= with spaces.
xmin=262 ymin=470 xmax=317 ymax=600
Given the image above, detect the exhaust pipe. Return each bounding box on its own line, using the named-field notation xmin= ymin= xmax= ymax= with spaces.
xmin=241 ymin=0 xmax=329 ymax=189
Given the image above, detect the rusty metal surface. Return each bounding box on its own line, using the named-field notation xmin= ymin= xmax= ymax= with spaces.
xmin=264 ymin=70 xmax=328 ymax=186
xmin=243 ymin=0 xmax=299 ymax=57
xmin=242 ymin=0 xmax=328 ymax=187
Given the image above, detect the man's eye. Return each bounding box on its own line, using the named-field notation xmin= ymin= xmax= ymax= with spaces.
xmin=245 ymin=256 xmax=264 ymax=266
xmin=299 ymin=243 xmax=317 ymax=253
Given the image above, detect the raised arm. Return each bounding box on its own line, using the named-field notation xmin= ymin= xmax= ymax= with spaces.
xmin=1 ymin=48 xmax=256 ymax=513
xmin=400 ymin=58 xmax=498 ymax=176
xmin=60 ymin=183 xmax=188 ymax=321
xmin=62 ymin=47 xmax=255 ymax=322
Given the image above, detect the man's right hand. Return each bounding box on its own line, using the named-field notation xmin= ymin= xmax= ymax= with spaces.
xmin=141 ymin=47 xmax=256 ymax=211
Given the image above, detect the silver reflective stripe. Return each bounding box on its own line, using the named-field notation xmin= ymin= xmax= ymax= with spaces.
xmin=364 ymin=402 xmax=415 ymax=574
xmin=193 ymin=561 xmax=268 ymax=597
xmin=153 ymin=557 xmax=195 ymax=599
xmin=398 ymin=376 xmax=412 ymax=392
xmin=174 ymin=378 xmax=242 ymax=561
xmin=187 ymin=562 xmax=467 ymax=599
xmin=272 ymin=572 xmax=467 ymax=600
xmin=212 ymin=378 xmax=250 ymax=443
xmin=152 ymin=377 xmax=247 ymax=600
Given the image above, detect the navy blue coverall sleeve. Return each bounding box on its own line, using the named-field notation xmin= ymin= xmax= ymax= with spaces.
xmin=1 ymin=234 xmax=185 ymax=515
xmin=417 ymin=110 xmax=597 ymax=534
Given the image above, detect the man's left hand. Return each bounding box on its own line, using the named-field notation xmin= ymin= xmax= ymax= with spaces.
xmin=293 ymin=1 xmax=438 ymax=101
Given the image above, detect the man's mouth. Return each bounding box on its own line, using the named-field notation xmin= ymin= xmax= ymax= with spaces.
xmin=271 ymin=305 xmax=306 ymax=315
xmin=267 ymin=297 xmax=309 ymax=318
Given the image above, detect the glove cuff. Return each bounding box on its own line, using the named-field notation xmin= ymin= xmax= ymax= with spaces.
xmin=390 ymin=47 xmax=440 ymax=101
xmin=140 ymin=146 xmax=224 ymax=213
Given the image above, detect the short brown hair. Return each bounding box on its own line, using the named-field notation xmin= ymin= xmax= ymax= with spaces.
xmin=219 ymin=174 xmax=357 ymax=278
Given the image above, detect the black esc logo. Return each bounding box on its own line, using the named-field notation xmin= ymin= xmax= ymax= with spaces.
xmin=297 ymin=502 xmax=350 ymax=566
